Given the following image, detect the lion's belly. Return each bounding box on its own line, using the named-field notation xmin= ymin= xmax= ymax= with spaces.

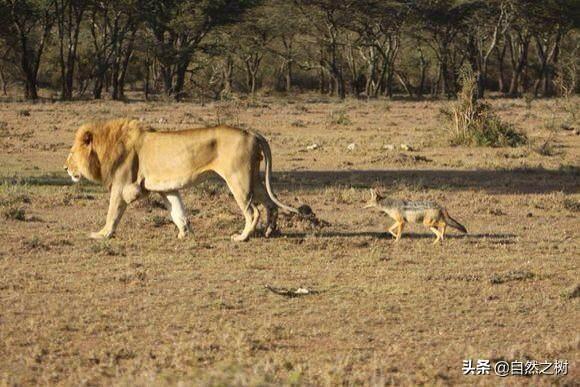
xmin=138 ymin=132 xmax=220 ymax=192
xmin=143 ymin=171 xmax=212 ymax=191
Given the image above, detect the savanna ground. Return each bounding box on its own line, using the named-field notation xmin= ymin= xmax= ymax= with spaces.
xmin=0 ymin=94 xmax=578 ymax=386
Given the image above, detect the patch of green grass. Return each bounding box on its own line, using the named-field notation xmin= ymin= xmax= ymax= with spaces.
xmin=490 ymin=270 xmax=535 ymax=285
xmin=291 ymin=120 xmax=307 ymax=128
xmin=22 ymin=236 xmax=49 ymax=250
xmin=89 ymin=242 xmax=125 ymax=256
xmin=150 ymin=215 xmax=171 ymax=228
xmin=3 ymin=207 xmax=26 ymax=221
xmin=560 ymin=284 xmax=580 ymax=300
xmin=562 ymin=198 xmax=580 ymax=212
xmin=328 ymin=109 xmax=352 ymax=126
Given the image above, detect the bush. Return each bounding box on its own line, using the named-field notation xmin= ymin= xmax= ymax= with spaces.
xmin=328 ymin=109 xmax=352 ymax=126
xmin=4 ymin=207 xmax=26 ymax=221
xmin=444 ymin=66 xmax=527 ymax=147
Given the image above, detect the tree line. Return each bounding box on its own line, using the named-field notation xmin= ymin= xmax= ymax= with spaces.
xmin=0 ymin=0 xmax=578 ymax=101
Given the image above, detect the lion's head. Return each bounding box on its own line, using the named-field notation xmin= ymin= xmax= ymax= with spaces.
xmin=64 ymin=119 xmax=143 ymax=186
xmin=64 ymin=125 xmax=102 ymax=183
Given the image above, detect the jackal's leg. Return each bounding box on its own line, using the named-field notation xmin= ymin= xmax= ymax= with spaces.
xmin=430 ymin=227 xmax=442 ymax=244
xmin=388 ymin=222 xmax=399 ymax=238
xmin=438 ymin=221 xmax=447 ymax=241
xmin=395 ymin=221 xmax=405 ymax=242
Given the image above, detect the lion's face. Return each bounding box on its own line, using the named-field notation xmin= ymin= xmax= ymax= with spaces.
xmin=64 ymin=130 xmax=101 ymax=183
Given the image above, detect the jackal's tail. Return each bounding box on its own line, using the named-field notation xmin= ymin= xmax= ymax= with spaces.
xmin=443 ymin=209 xmax=467 ymax=233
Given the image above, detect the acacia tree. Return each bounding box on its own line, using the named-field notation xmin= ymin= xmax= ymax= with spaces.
xmin=265 ymin=0 xmax=304 ymax=92
xmin=528 ymin=0 xmax=576 ymax=96
xmin=232 ymin=6 xmax=277 ymax=95
xmin=410 ymin=0 xmax=476 ymax=97
xmin=88 ymin=0 xmax=139 ymax=99
xmin=0 ymin=42 xmax=13 ymax=95
xmin=501 ymin=0 xmax=538 ymax=97
xmin=143 ymin=0 xmax=257 ymax=101
xmin=351 ymin=0 xmax=407 ymax=98
xmin=54 ymin=0 xmax=86 ymax=100
xmin=464 ymin=0 xmax=509 ymax=98
xmin=0 ymin=0 xmax=55 ymax=100
xmin=295 ymin=0 xmax=357 ymax=99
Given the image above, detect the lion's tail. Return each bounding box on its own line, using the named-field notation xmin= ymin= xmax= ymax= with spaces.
xmin=255 ymin=133 xmax=300 ymax=215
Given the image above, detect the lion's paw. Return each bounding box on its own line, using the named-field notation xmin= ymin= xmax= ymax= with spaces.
xmin=231 ymin=234 xmax=249 ymax=242
xmin=90 ymin=231 xmax=111 ymax=240
xmin=264 ymin=227 xmax=281 ymax=238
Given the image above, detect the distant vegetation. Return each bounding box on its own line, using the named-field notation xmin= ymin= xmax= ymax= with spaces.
xmin=0 ymin=0 xmax=578 ymax=101
xmin=443 ymin=66 xmax=527 ymax=147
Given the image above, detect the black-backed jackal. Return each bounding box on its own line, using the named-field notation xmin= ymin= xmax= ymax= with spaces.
xmin=364 ymin=189 xmax=467 ymax=244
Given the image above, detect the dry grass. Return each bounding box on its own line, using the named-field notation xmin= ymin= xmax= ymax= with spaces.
xmin=0 ymin=95 xmax=578 ymax=385
xmin=443 ymin=67 xmax=527 ymax=147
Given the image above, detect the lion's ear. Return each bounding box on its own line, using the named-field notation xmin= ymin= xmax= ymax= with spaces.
xmin=82 ymin=131 xmax=93 ymax=146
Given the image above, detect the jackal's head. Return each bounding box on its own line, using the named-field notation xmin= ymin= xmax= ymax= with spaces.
xmin=363 ymin=188 xmax=383 ymax=209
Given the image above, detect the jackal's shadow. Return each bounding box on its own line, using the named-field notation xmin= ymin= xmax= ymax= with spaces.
xmin=283 ymin=231 xmax=517 ymax=240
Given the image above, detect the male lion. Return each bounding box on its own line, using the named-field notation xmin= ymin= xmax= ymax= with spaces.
xmin=64 ymin=118 xmax=300 ymax=241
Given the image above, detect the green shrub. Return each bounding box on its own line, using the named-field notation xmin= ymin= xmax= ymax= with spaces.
xmin=4 ymin=207 xmax=26 ymax=221
xmin=445 ymin=66 xmax=527 ymax=147
xmin=328 ymin=109 xmax=352 ymax=126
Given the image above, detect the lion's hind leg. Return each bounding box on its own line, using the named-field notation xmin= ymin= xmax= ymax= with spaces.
xmin=226 ymin=172 xmax=260 ymax=242
xmin=253 ymin=178 xmax=278 ymax=238
xmin=161 ymin=191 xmax=191 ymax=239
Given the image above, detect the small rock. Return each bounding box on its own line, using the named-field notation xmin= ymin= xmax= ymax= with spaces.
xmin=158 ymin=117 xmax=167 ymax=124
xmin=347 ymin=143 xmax=356 ymax=151
xmin=383 ymin=144 xmax=395 ymax=151
xmin=306 ymin=143 xmax=319 ymax=151
xmin=400 ymin=144 xmax=413 ymax=151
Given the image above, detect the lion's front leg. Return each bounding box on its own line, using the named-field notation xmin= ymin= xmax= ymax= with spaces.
xmin=90 ymin=186 xmax=127 ymax=239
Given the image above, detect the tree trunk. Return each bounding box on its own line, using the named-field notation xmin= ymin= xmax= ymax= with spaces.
xmin=439 ymin=63 xmax=447 ymax=97
xmin=507 ymin=33 xmax=530 ymax=97
xmin=496 ymin=44 xmax=507 ymax=93
xmin=385 ymin=68 xmax=394 ymax=98
xmin=418 ymin=56 xmax=427 ymax=98
xmin=476 ymin=69 xmax=485 ymax=99
xmin=222 ymin=56 xmax=233 ymax=95
xmin=93 ymin=74 xmax=104 ymax=99
xmin=0 ymin=67 xmax=7 ymax=96
xmin=144 ymin=60 xmax=150 ymax=101
xmin=161 ymin=65 xmax=173 ymax=96
xmin=23 ymin=66 xmax=39 ymax=100
xmin=173 ymin=61 xmax=188 ymax=101
xmin=285 ymin=60 xmax=292 ymax=92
